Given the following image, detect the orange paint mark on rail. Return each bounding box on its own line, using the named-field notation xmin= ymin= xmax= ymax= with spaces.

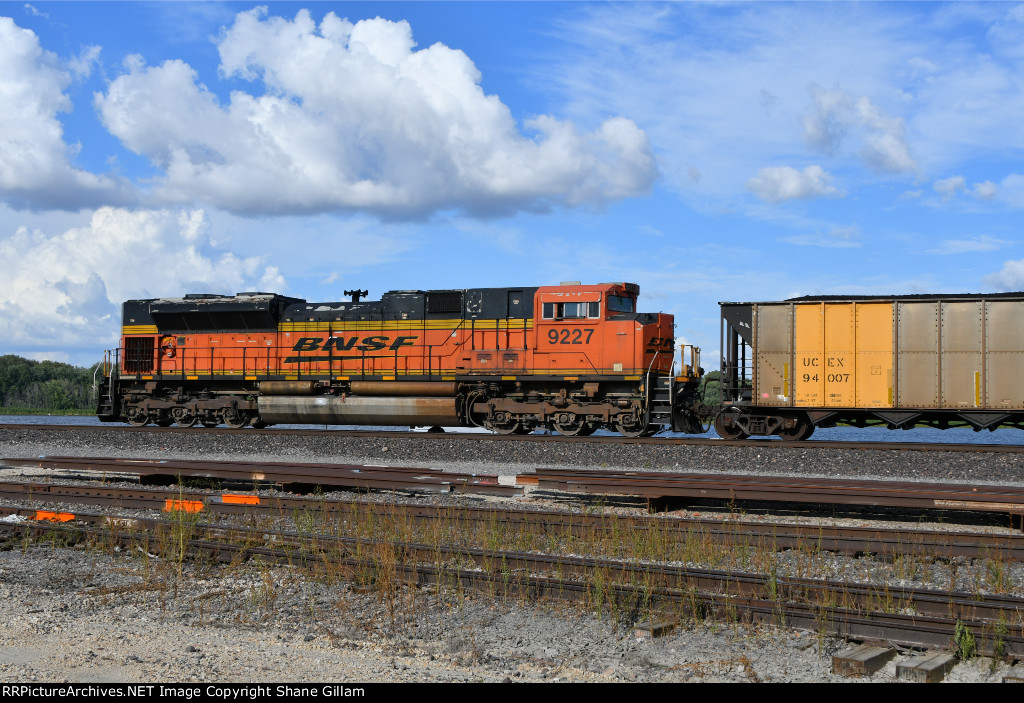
xmin=221 ymin=494 xmax=260 ymax=505
xmin=164 ymin=499 xmax=204 ymax=513
xmin=35 ymin=511 xmax=74 ymax=522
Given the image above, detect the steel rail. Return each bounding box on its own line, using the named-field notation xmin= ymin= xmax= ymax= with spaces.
xmin=0 ymin=456 xmax=521 ymax=497
xmin=3 ymin=423 xmax=1024 ymax=454
xmin=10 ymin=456 xmax=1024 ymax=521
xmin=528 ymin=469 xmax=1024 ymax=520
xmin=3 ymin=507 xmax=1022 ymax=656
xmin=2 ymin=479 xmax=1023 ymax=562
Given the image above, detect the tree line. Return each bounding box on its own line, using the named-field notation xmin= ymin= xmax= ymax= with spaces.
xmin=0 ymin=355 xmax=100 ymax=413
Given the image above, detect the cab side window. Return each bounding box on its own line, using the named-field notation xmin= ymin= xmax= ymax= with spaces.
xmin=607 ymin=296 xmax=635 ymax=314
xmin=542 ymin=302 xmax=600 ymax=320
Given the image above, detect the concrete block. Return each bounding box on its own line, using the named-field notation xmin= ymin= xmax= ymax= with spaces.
xmin=832 ymin=644 xmax=895 ymax=677
xmin=633 ymin=621 xmax=678 ymax=639
xmin=896 ymin=653 xmax=957 ymax=683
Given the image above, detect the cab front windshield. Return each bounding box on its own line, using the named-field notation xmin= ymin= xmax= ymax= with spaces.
xmin=607 ymin=295 xmax=635 ymax=314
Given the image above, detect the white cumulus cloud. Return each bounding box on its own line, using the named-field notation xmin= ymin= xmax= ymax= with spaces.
xmin=0 ymin=18 xmax=128 ymax=210
xmin=984 ymin=260 xmax=1024 ymax=291
xmin=929 ymin=174 xmax=1024 ymax=206
xmin=933 ymin=175 xmax=966 ymax=200
xmin=973 ymin=181 xmax=998 ymax=200
xmin=804 ymin=85 xmax=917 ymax=174
xmin=0 ymin=208 xmax=285 ymax=356
xmin=746 ymin=165 xmax=842 ymax=203
xmin=94 ymin=8 xmax=656 ymax=218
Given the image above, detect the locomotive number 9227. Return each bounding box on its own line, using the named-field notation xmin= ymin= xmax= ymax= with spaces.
xmin=547 ymin=329 xmax=594 ymax=345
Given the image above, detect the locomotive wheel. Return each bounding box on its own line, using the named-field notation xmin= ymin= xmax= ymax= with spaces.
xmin=552 ymin=415 xmax=589 ymax=436
xmin=126 ymin=408 xmax=149 ymax=427
xmin=714 ymin=412 xmax=749 ymax=440
xmin=484 ymin=411 xmax=522 ymax=435
xmin=486 ymin=419 xmax=523 ymax=435
xmin=172 ymin=408 xmax=198 ymax=428
xmin=223 ymin=409 xmax=249 ymax=430
xmin=614 ymin=419 xmax=648 ymax=438
xmin=777 ymin=421 xmax=815 ymax=441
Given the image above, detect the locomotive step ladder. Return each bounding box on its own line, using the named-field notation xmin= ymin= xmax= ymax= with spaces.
xmin=649 ymin=375 xmax=674 ymax=424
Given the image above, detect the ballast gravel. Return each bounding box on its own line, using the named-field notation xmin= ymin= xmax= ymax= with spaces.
xmin=2 ymin=425 xmax=1024 ymax=683
xmin=2 ymin=425 xmax=1024 ymax=484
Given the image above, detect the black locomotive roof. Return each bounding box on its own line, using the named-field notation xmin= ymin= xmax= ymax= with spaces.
xmin=281 ymin=286 xmax=538 ymax=322
xmin=124 ymin=285 xmax=557 ymax=331
xmin=126 ymin=292 xmax=304 ymax=333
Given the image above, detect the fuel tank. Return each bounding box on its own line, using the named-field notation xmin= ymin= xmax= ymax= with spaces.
xmin=257 ymin=395 xmax=460 ymax=426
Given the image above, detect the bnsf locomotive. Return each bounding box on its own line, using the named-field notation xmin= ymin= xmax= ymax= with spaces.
xmin=97 ymin=282 xmax=707 ymax=436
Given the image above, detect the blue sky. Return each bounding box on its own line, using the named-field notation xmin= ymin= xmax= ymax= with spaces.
xmin=1 ymin=1 xmax=1023 ymax=368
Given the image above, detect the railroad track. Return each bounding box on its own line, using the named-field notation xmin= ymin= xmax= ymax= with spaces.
xmin=5 ymin=456 xmax=1024 ymax=526
xmin=0 ymin=456 xmax=521 ymax=497
xmin=1 ymin=478 xmax=1023 ymax=562
xmin=3 ymin=505 xmax=1022 ymax=657
xmin=4 ymin=422 xmax=1024 ymax=453
xmin=528 ymin=469 xmax=1024 ymax=525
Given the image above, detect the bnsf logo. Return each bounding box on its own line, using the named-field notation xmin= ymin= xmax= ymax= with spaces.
xmin=291 ymin=336 xmax=418 ymax=352
xmin=645 ymin=337 xmax=674 ymax=352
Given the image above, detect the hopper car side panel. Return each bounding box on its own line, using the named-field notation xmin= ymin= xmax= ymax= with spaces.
xmin=719 ymin=294 xmax=1024 ymax=438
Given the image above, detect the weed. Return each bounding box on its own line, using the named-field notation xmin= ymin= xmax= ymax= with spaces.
xmin=766 ymin=559 xmax=780 ymax=602
xmin=990 ymin=615 xmax=1009 ymax=671
xmin=954 ymin=619 xmax=977 ymax=661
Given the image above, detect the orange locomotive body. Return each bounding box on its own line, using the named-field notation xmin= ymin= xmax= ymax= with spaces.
xmin=98 ymin=282 xmax=705 ymax=436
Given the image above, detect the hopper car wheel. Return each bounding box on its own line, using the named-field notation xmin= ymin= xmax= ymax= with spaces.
xmin=223 ymin=409 xmax=250 ymax=430
xmin=714 ymin=412 xmax=749 ymax=440
xmin=250 ymin=416 xmax=268 ymax=429
xmin=172 ymin=409 xmax=198 ymax=428
xmin=778 ymin=421 xmax=815 ymax=441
